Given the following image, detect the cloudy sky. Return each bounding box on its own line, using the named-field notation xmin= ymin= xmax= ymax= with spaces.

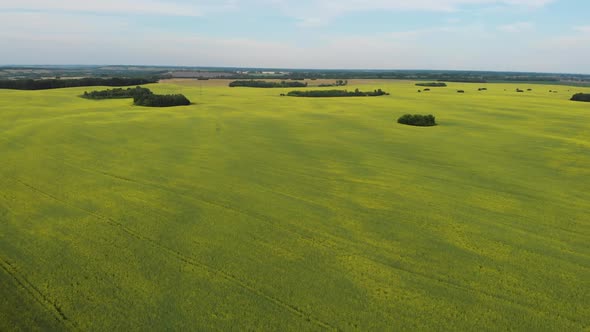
xmin=0 ymin=0 xmax=588 ymax=73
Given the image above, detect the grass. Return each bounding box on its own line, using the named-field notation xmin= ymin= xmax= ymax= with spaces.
xmin=0 ymin=80 xmax=589 ymax=330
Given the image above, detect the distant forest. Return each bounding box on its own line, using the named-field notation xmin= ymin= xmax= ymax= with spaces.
xmin=82 ymin=87 xmax=190 ymax=107
xmin=571 ymin=93 xmax=590 ymax=102
xmin=0 ymin=77 xmax=157 ymax=90
xmin=2 ymin=65 xmax=589 ymax=86
xmin=286 ymin=89 xmax=388 ymax=97
xmin=229 ymin=80 xmax=307 ymax=88
xmin=318 ymin=80 xmax=348 ymax=87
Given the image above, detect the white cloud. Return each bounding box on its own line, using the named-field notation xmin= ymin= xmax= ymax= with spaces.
xmin=574 ymin=26 xmax=590 ymax=34
xmin=259 ymin=0 xmax=555 ymax=27
xmin=497 ymin=21 xmax=534 ymax=32
xmin=0 ymin=0 xmax=237 ymax=17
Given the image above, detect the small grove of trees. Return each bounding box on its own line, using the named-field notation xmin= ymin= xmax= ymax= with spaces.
xmin=516 ymin=89 xmax=524 ymax=93
xmin=229 ymin=80 xmax=307 ymax=88
xmin=0 ymin=77 xmax=157 ymax=90
xmin=82 ymin=87 xmax=191 ymax=107
xmin=134 ymin=94 xmax=190 ymax=107
xmin=398 ymin=114 xmax=437 ymax=127
xmin=457 ymin=90 xmax=465 ymax=93
xmin=287 ymin=89 xmax=389 ymax=97
xmin=571 ymin=93 xmax=590 ymax=102
xmin=416 ymin=82 xmax=447 ymax=87
xmin=478 ymin=88 xmax=487 ymax=91
xmin=82 ymin=87 xmax=151 ymax=99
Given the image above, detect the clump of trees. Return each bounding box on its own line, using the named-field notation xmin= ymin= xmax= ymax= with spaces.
xmin=571 ymin=93 xmax=590 ymax=102
xmin=478 ymin=88 xmax=487 ymax=91
xmin=457 ymin=90 xmax=465 ymax=93
xmin=286 ymin=89 xmax=389 ymax=97
xmin=229 ymin=80 xmax=307 ymax=88
xmin=82 ymin=87 xmax=151 ymax=99
xmin=82 ymin=87 xmax=191 ymax=107
xmin=398 ymin=114 xmax=437 ymax=127
xmin=0 ymin=77 xmax=157 ymax=90
xmin=319 ymin=80 xmax=348 ymax=87
xmin=516 ymin=89 xmax=524 ymax=93
xmin=416 ymin=82 xmax=447 ymax=87
xmin=134 ymin=94 xmax=190 ymax=107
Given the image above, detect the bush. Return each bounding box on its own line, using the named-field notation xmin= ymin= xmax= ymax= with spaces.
xmin=398 ymin=114 xmax=436 ymax=127
xmin=478 ymin=88 xmax=487 ymax=91
xmin=416 ymin=82 xmax=447 ymax=87
xmin=571 ymin=93 xmax=590 ymax=102
xmin=457 ymin=90 xmax=465 ymax=93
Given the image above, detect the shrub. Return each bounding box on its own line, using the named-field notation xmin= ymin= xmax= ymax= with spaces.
xmin=424 ymin=88 xmax=431 ymax=91
xmin=457 ymin=90 xmax=465 ymax=93
xmin=478 ymin=88 xmax=487 ymax=91
xmin=398 ymin=114 xmax=437 ymax=127
xmin=571 ymin=93 xmax=590 ymax=102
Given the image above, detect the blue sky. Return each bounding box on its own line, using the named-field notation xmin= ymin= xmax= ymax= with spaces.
xmin=0 ymin=0 xmax=589 ymax=73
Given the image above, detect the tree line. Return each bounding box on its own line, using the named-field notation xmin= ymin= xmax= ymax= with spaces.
xmin=318 ymin=80 xmax=348 ymax=87
xmin=286 ymin=89 xmax=388 ymax=97
xmin=229 ymin=80 xmax=308 ymax=88
xmin=82 ymin=87 xmax=190 ymax=107
xmin=0 ymin=77 xmax=157 ymax=90
xmin=416 ymin=82 xmax=447 ymax=87
xmin=398 ymin=114 xmax=437 ymax=127
xmin=82 ymin=87 xmax=151 ymax=99
xmin=571 ymin=93 xmax=590 ymax=102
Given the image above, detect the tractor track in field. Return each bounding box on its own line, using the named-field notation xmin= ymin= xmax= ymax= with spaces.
xmin=0 ymin=256 xmax=78 ymax=331
xmin=2 ymin=140 xmax=587 ymax=327
xmin=2 ymin=134 xmax=586 ymax=246
xmin=347 ymin=253 xmax=585 ymax=326
xmin=13 ymin=178 xmax=582 ymax=329
xmin=5 ymin=175 xmax=587 ymax=328
xmin=11 ymin=178 xmax=338 ymax=331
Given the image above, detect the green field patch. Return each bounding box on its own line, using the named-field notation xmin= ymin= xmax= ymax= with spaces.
xmin=0 ymin=81 xmax=589 ymax=330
